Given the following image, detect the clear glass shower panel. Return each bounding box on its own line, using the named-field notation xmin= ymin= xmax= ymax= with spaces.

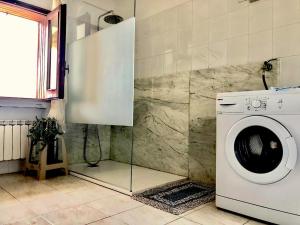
xmin=65 ymin=0 xmax=136 ymax=193
xmin=66 ymin=124 xmax=133 ymax=192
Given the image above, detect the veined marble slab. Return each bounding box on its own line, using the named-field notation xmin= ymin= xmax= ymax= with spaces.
xmin=65 ymin=123 xmax=111 ymax=165
xmin=133 ymin=100 xmax=189 ymax=176
xmin=189 ymin=117 xmax=216 ymax=186
xmin=133 ymin=73 xmax=190 ymax=176
xmin=111 ymin=73 xmax=190 ymax=176
xmin=189 ymin=62 xmax=279 ymax=185
xmin=110 ymin=126 xmax=133 ymax=164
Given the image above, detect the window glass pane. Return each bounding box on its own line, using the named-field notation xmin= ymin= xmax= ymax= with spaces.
xmin=48 ymin=16 xmax=58 ymax=90
xmin=0 ymin=12 xmax=38 ymax=98
xmin=234 ymin=126 xmax=283 ymax=174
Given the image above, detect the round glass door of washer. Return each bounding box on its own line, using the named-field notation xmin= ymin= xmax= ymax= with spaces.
xmin=226 ymin=116 xmax=297 ymax=184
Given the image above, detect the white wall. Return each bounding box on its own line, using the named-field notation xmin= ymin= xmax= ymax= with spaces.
xmin=85 ymin=0 xmax=116 ymax=11
xmin=135 ymin=0 xmax=190 ymax=20
xmin=114 ymin=0 xmax=135 ymax=20
xmin=135 ymin=0 xmax=300 ymax=87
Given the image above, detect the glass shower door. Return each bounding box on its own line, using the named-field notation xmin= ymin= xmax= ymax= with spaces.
xmin=64 ymin=0 xmax=136 ymax=194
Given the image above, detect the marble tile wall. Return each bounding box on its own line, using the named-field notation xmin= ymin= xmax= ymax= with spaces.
xmin=110 ymin=61 xmax=278 ymax=186
xmin=110 ymin=126 xmax=133 ymax=164
xmin=110 ymin=72 xmax=190 ymax=177
xmin=132 ymin=72 xmax=190 ymax=176
xmin=189 ymin=62 xmax=278 ymax=186
xmin=65 ymin=124 xmax=111 ymax=165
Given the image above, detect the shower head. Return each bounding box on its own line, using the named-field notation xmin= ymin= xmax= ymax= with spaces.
xmin=97 ymin=10 xmax=124 ymax=31
xmin=104 ymin=14 xmax=123 ymax=24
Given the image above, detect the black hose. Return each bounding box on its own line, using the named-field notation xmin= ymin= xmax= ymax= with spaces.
xmin=261 ymin=58 xmax=278 ymax=90
xmin=83 ymin=124 xmax=102 ymax=167
xmin=262 ymin=73 xmax=269 ymax=90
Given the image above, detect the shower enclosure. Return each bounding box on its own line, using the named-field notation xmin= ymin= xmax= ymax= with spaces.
xmin=65 ymin=0 xmax=187 ymax=195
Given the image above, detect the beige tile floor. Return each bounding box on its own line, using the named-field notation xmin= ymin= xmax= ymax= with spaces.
xmin=0 ymin=173 xmax=267 ymax=225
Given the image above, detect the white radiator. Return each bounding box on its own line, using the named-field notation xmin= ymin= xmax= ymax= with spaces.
xmin=0 ymin=120 xmax=32 ymax=161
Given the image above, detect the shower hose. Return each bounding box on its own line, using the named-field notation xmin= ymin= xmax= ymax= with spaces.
xmin=83 ymin=124 xmax=102 ymax=167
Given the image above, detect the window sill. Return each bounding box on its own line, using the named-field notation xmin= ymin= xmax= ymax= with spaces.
xmin=0 ymin=97 xmax=50 ymax=109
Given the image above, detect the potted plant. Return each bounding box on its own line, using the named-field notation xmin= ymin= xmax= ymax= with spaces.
xmin=28 ymin=117 xmax=63 ymax=164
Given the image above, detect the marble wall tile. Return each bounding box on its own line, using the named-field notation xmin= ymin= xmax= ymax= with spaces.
xmin=217 ymin=62 xmax=278 ymax=92
xmin=110 ymin=73 xmax=190 ymax=176
xmin=151 ymin=72 xmax=190 ymax=104
xmin=99 ymin=126 xmax=112 ymax=160
xmin=110 ymin=126 xmax=133 ymax=164
xmin=189 ymin=116 xmax=216 ymax=186
xmin=133 ymin=100 xmax=189 ymax=176
xmin=65 ymin=124 xmax=111 ymax=165
xmin=134 ymin=77 xmax=153 ymax=101
xmin=189 ymin=62 xmax=279 ymax=185
xmin=65 ymin=123 xmax=85 ymax=164
xmin=132 ymin=73 xmax=190 ymax=176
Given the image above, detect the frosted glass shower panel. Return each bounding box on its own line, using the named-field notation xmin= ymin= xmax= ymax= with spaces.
xmin=67 ymin=18 xmax=135 ymax=126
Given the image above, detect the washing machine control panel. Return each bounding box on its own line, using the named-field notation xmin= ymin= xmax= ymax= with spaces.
xmin=218 ymin=91 xmax=300 ymax=115
xmin=245 ymin=97 xmax=268 ymax=111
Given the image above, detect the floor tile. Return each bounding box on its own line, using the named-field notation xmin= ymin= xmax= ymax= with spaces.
xmin=20 ymin=191 xmax=80 ymax=214
xmin=0 ymin=174 xmax=255 ymax=225
xmin=184 ymin=204 xmax=248 ymax=225
xmin=245 ymin=220 xmax=269 ymax=225
xmin=6 ymin=216 xmax=52 ymax=225
xmin=179 ymin=202 xmax=212 ymax=217
xmin=1 ymin=181 xmax=56 ymax=202
xmin=64 ymin=185 xmax=117 ymax=206
xmin=89 ymin=217 xmax=128 ymax=225
xmin=167 ymin=218 xmax=200 ymax=225
xmin=0 ymin=188 xmax=19 ymax=210
xmin=0 ymin=173 xmax=35 ymax=186
xmin=87 ymin=194 xmax=143 ymax=216
xmin=0 ymin=202 xmax=36 ymax=224
xmin=112 ymin=205 xmax=178 ymax=225
xmin=41 ymin=175 xmax=93 ymax=193
xmin=42 ymin=205 xmax=106 ymax=225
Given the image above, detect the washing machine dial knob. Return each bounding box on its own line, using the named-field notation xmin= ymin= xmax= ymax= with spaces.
xmin=252 ymin=100 xmax=261 ymax=108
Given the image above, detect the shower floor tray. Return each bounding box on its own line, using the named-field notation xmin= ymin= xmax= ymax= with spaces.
xmin=69 ymin=160 xmax=186 ymax=194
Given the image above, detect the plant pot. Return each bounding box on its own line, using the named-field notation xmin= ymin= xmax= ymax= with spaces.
xmin=47 ymin=138 xmax=60 ymax=165
xmin=29 ymin=139 xmax=61 ymax=165
xmin=29 ymin=141 xmax=43 ymax=164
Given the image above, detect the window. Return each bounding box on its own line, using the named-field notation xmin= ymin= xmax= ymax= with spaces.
xmin=0 ymin=1 xmax=66 ymax=99
xmin=0 ymin=12 xmax=38 ymax=98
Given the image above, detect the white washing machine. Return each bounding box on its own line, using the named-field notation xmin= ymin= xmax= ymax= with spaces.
xmin=216 ymin=89 xmax=300 ymax=225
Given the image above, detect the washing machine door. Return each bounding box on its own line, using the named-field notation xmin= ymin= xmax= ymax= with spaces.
xmin=226 ymin=116 xmax=297 ymax=184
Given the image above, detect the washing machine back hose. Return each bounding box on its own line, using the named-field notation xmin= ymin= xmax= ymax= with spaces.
xmin=261 ymin=58 xmax=277 ymax=90
xmin=83 ymin=124 xmax=102 ymax=167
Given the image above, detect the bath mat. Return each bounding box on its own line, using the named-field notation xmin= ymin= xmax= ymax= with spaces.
xmin=132 ymin=180 xmax=215 ymax=215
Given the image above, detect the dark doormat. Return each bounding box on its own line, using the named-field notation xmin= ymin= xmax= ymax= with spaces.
xmin=132 ymin=180 xmax=215 ymax=215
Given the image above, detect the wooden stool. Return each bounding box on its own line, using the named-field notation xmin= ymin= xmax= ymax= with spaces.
xmin=25 ymin=135 xmax=68 ymax=180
